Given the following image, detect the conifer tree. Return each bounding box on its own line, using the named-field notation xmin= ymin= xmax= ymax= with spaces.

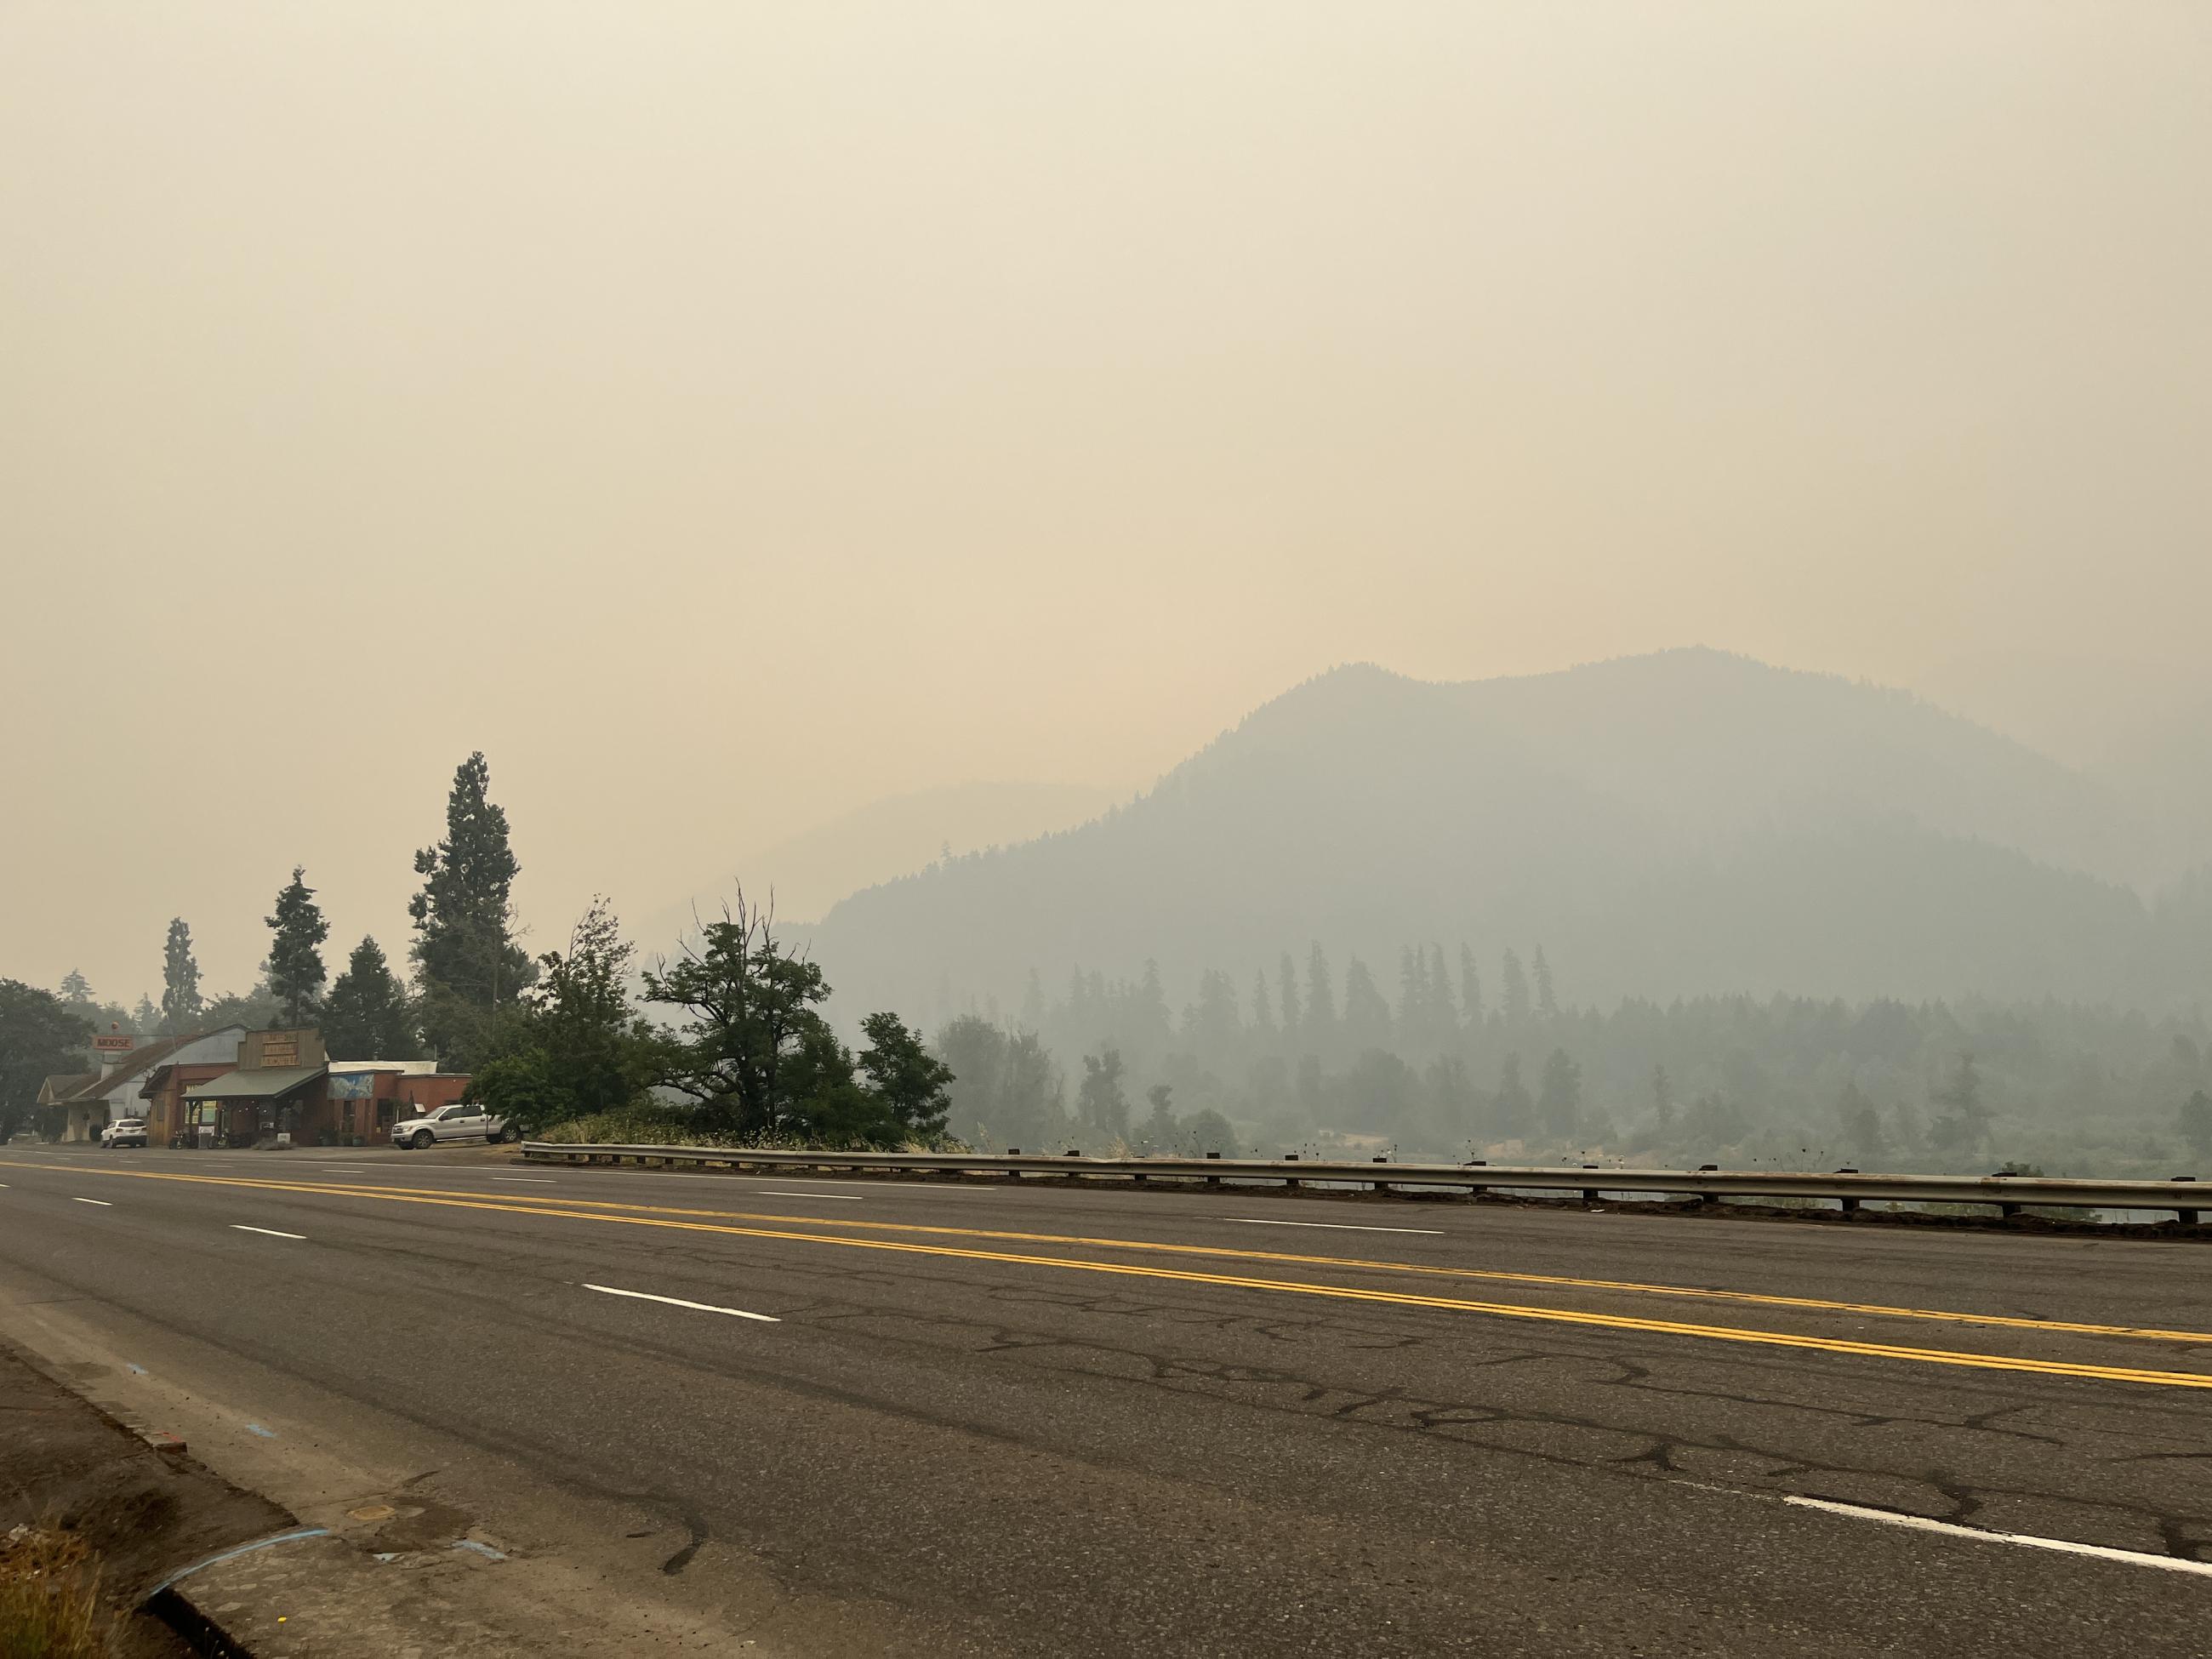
xmin=322 ymin=937 xmax=419 ymax=1058
xmin=410 ymin=752 xmax=534 ymax=1064
xmin=1501 ymin=949 xmax=1531 ymax=1025
xmin=160 ymin=918 xmax=204 ymax=1033
xmin=1304 ymin=944 xmax=1337 ymax=1036
xmin=265 ymin=867 xmax=329 ymax=1026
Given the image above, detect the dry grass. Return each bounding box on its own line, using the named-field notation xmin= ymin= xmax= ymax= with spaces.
xmin=0 ymin=1524 xmax=111 ymax=1659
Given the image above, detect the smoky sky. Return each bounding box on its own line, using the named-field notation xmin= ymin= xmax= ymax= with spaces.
xmin=4 ymin=2 xmax=2207 ymax=1001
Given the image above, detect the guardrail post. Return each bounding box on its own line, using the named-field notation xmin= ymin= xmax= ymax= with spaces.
xmin=1371 ymin=1154 xmax=1392 ymax=1195
xmin=2175 ymin=1175 xmax=2199 ymax=1226
xmin=1581 ymin=1164 xmax=1601 ymax=1205
xmin=1284 ymin=1153 xmax=1302 ymax=1192
xmin=1204 ymin=1150 xmax=1221 ymax=1188
xmin=1833 ymin=1168 xmax=1860 ymax=1213
xmin=1696 ymin=1164 xmax=1719 ymax=1206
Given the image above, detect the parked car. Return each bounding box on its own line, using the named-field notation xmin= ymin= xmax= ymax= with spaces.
xmin=100 ymin=1117 xmax=149 ymax=1149
xmin=391 ymin=1102 xmax=519 ymax=1149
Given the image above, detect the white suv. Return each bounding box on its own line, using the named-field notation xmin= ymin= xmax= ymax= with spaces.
xmin=391 ymin=1103 xmax=518 ymax=1149
xmin=100 ymin=1117 xmax=150 ymax=1149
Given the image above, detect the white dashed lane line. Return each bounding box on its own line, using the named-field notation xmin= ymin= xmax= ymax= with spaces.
xmin=231 ymin=1224 xmax=307 ymax=1240
xmin=581 ymin=1284 xmax=779 ymax=1322
xmin=71 ymin=1197 xmax=113 ymax=1207
xmin=1782 ymin=1496 xmax=2212 ymax=1578
xmin=1223 ymin=1217 xmax=1441 ymax=1235
xmin=761 ymin=1190 xmax=864 ymax=1201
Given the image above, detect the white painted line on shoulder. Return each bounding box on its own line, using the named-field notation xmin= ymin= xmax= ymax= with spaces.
xmin=1223 ymin=1217 xmax=1441 ymax=1235
xmin=761 ymin=1190 xmax=863 ymax=1201
xmin=71 ymin=1197 xmax=113 ymax=1207
xmin=491 ymin=1177 xmax=556 ymax=1183
xmin=582 ymin=1283 xmax=779 ymax=1322
xmin=231 ymin=1225 xmax=307 ymax=1240
xmin=1781 ymin=1496 xmax=2212 ymax=1577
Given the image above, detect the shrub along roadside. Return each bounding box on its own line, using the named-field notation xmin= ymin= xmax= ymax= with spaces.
xmin=470 ymin=890 xmax=955 ymax=1150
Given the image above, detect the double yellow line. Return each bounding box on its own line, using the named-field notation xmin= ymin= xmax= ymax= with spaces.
xmin=16 ymin=1160 xmax=2212 ymax=1391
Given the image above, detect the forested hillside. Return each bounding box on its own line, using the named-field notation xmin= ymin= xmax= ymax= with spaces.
xmin=812 ymin=651 xmax=2212 ymax=1020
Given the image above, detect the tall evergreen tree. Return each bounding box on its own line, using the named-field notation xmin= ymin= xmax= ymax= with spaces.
xmin=1277 ymin=952 xmax=1302 ymax=1038
xmin=1538 ymin=1047 xmax=1582 ymax=1138
xmin=1837 ymin=1080 xmax=1884 ymax=1163
xmin=410 ymin=752 xmax=535 ymax=1063
xmin=1500 ymin=949 xmax=1531 ymax=1025
xmin=1076 ymin=1047 xmax=1129 ymax=1140
xmin=322 ymin=937 xmax=420 ymax=1059
xmin=1650 ymin=1063 xmax=1676 ymax=1131
xmin=1928 ymin=1052 xmax=1993 ymax=1153
xmin=1532 ymin=947 xmax=1559 ymax=1019
xmin=131 ymin=994 xmax=157 ymax=1033
xmin=1459 ymin=944 xmax=1485 ymax=1026
xmin=1250 ymin=969 xmax=1276 ymax=1037
xmin=1426 ymin=944 xmax=1456 ymax=1037
xmin=1139 ymin=1082 xmax=1178 ymax=1152
xmin=265 ymin=867 xmax=330 ymax=1026
xmin=1304 ymin=944 xmax=1337 ymax=1037
xmin=160 ymin=918 xmax=204 ymax=1033
xmin=1342 ymin=956 xmax=1392 ymax=1050
xmin=1494 ymin=1052 xmax=1533 ymax=1137
xmin=59 ymin=970 xmax=93 ymax=1006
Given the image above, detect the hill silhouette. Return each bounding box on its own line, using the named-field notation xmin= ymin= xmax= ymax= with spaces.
xmin=806 ymin=650 xmax=2209 ymax=1019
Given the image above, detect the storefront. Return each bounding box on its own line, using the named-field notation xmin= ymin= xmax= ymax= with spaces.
xmin=180 ymin=1064 xmax=328 ymax=1147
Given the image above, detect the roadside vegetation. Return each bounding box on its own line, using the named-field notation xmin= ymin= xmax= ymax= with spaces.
xmin=0 ymin=1524 xmax=110 ymax=1659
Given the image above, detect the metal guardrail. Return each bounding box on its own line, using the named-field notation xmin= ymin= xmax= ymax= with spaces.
xmin=519 ymin=1143 xmax=2206 ymax=1223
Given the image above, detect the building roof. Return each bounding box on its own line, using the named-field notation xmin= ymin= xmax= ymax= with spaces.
xmin=59 ymin=1027 xmax=247 ymax=1104
xmin=137 ymin=1059 xmax=237 ymax=1098
xmin=37 ymin=1073 xmax=97 ymax=1105
xmin=183 ymin=1065 xmax=327 ymax=1103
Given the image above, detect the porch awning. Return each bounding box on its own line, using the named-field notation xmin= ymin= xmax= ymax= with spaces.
xmin=183 ymin=1066 xmax=327 ymax=1103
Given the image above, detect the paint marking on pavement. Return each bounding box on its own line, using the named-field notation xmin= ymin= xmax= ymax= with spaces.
xmin=581 ymin=1283 xmax=779 ymax=1322
xmin=491 ymin=1177 xmax=557 ymax=1184
xmin=1781 ymin=1496 xmax=2212 ymax=1578
xmin=761 ymin=1190 xmax=864 ymax=1200
xmin=1227 ymin=1218 xmax=1443 ymax=1235
xmin=22 ymin=1160 xmax=2212 ymax=1382
xmin=231 ymin=1224 xmax=306 ymax=1240
xmin=71 ymin=1197 xmax=112 ymax=1206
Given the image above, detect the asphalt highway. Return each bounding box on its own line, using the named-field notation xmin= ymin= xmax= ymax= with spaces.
xmin=2 ymin=1143 xmax=2208 ymax=1656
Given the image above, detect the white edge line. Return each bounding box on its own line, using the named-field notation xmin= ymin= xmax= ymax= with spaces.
xmin=1224 ymin=1217 xmax=1442 ymax=1235
xmin=1782 ymin=1496 xmax=2212 ymax=1578
xmin=231 ymin=1224 xmax=308 ymax=1240
xmin=582 ymin=1283 xmax=779 ymax=1322
xmin=492 ymin=1177 xmax=557 ymax=1183
xmin=71 ymin=1197 xmax=113 ymax=1206
xmin=760 ymin=1190 xmax=864 ymax=1200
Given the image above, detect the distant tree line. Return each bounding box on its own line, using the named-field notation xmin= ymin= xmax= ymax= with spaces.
xmin=927 ymin=944 xmax=2212 ymax=1179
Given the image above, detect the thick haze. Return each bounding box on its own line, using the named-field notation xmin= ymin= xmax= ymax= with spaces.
xmin=4 ymin=3 xmax=2208 ymax=1002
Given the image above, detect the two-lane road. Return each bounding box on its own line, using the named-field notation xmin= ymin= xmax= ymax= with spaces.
xmin=2 ymin=1143 xmax=2207 ymax=1655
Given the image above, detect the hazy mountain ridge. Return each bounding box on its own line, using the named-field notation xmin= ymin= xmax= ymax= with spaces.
xmin=808 ymin=650 xmax=2208 ymax=1018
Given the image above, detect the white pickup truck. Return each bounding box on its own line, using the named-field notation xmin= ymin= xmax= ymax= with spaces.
xmin=391 ymin=1102 xmax=520 ymax=1149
